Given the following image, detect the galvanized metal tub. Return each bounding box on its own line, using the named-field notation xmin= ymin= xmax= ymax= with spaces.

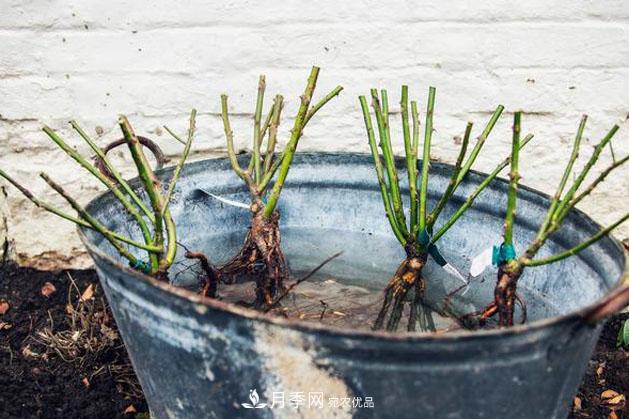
xmin=80 ymin=153 xmax=626 ymax=419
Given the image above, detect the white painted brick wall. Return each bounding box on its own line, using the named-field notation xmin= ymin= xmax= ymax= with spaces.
xmin=1 ymin=0 xmax=628 ymax=269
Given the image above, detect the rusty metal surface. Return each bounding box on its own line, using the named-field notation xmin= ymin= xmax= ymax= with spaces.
xmin=80 ymin=153 xmax=626 ymax=419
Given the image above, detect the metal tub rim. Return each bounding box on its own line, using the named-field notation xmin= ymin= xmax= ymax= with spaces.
xmin=78 ymin=151 xmax=627 ymax=343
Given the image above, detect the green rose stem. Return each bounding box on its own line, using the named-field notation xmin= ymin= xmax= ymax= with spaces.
xmin=425 ymin=122 xmax=471 ymax=229
xmin=360 ymin=86 xmax=519 ymax=332
xmin=218 ymin=66 xmax=343 ymax=309
xmin=161 ymin=109 xmax=197 ymax=216
xmin=263 ymin=67 xmax=321 ymax=217
xmin=472 ymin=115 xmax=628 ymax=327
xmin=371 ymin=88 xmax=408 ymax=237
xmin=0 ymin=168 xmax=159 ymax=252
xmin=70 ymin=121 xmax=155 ymax=223
xmin=503 ymin=112 xmax=521 ymax=247
xmin=430 ymin=133 xmax=534 ymax=243
xmin=417 ymin=86 xmax=435 ymax=233
xmin=0 ymin=111 xmax=197 ymax=279
xmin=401 ymin=86 xmax=418 ymax=229
xmin=263 ymin=95 xmax=284 ymax=174
xmin=42 ymin=125 xmax=158 ymax=272
xmin=252 ymin=75 xmax=266 ymax=183
xmin=39 ymin=172 xmax=139 ymax=264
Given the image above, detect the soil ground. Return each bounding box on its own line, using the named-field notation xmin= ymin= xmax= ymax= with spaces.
xmin=0 ymin=263 xmax=147 ymax=418
xmin=570 ymin=312 xmax=629 ymax=419
xmin=0 ymin=263 xmax=626 ymax=418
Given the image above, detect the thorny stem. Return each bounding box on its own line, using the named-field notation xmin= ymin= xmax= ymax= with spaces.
xmin=552 ymin=124 xmax=620 ymax=225
xmin=263 ymin=95 xmax=284 ymax=174
xmin=220 ymin=94 xmax=257 ymax=195
xmin=305 ymin=85 xmax=344 ymax=125
xmin=39 ymin=172 xmax=138 ymax=264
xmin=257 ymin=85 xmax=342 ymax=195
xmin=431 ymin=133 xmax=534 ymax=243
xmin=535 ymin=115 xmax=586 ymax=240
xmin=4 ymin=115 xmax=191 ymax=276
xmin=411 ymin=100 xmax=420 ymax=226
xmin=504 ymin=112 xmax=521 ymax=246
xmin=259 ymin=99 xmax=276 ymax=144
xmin=136 ymin=117 xmax=194 ymax=269
xmin=426 ymin=105 xmax=504 ymax=229
xmin=371 ymin=89 xmax=408 ymax=236
xmin=418 ymin=86 xmax=436 ymax=234
xmin=258 ymin=153 xmax=283 ymax=194
xmin=162 ymin=109 xmax=197 ymax=216
xmin=42 ymin=126 xmax=155 ymax=248
xmin=263 ymin=66 xmax=320 ymax=218
xmin=43 ymin=124 xmax=159 ymax=268
xmin=164 ymin=126 xmax=187 ymax=145
xmin=483 ymin=117 xmax=627 ymax=328
xmin=360 ymin=96 xmax=406 ymax=245
xmin=523 ymin=122 xmax=624 ymax=263
xmin=219 ymin=70 xmax=343 ymax=207
xmin=401 ymin=86 xmax=418 ymax=230
xmin=70 ymin=120 xmax=154 ymax=222
xmin=411 ymin=100 xmax=420 ymax=166
xmin=252 ymin=75 xmax=266 ymax=183
xmin=119 ymin=116 xmax=168 ymax=274
xmin=258 ymin=84 xmax=342 ymax=196
xmin=0 ymin=168 xmax=160 ymax=252
xmin=454 ymin=105 xmax=505 ymax=186
xmin=522 ymin=212 xmax=629 ymax=267
xmin=160 ymin=113 xmax=194 ymax=266
xmin=569 ymin=153 xmax=629 ymax=209
xmin=162 ymin=208 xmax=177 ymax=268
xmin=246 ymin=102 xmax=273 ymax=173
xmin=218 ymin=71 xmax=344 ymax=305
xmin=426 ymin=122 xmax=472 ymax=228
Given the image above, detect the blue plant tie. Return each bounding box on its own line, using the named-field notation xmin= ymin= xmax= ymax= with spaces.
xmin=417 ymin=228 xmax=431 ymax=247
xmin=429 ymin=245 xmax=447 ymax=267
xmin=130 ymin=259 xmax=152 ymax=274
xmin=492 ymin=243 xmax=516 ymax=266
xmin=417 ymin=228 xmax=447 ymax=267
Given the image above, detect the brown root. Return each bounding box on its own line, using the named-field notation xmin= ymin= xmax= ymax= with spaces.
xmin=184 ymin=251 xmax=221 ymax=298
xmin=265 ymin=251 xmax=343 ymax=312
xmin=373 ymin=251 xmax=432 ymax=332
xmin=220 ymin=202 xmax=289 ymax=310
xmin=459 ymin=265 xmax=525 ymax=329
xmin=409 ymin=278 xmax=436 ymax=332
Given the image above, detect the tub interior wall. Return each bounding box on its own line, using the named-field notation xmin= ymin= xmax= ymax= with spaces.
xmin=83 ymin=154 xmax=625 ymax=322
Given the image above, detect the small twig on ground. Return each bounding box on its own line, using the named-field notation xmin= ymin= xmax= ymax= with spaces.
xmin=264 ymin=251 xmax=343 ymax=312
xmin=319 ymin=300 xmax=329 ymax=320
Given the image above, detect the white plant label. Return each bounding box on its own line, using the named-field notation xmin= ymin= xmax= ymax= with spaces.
xmin=470 ymin=246 xmax=494 ymax=277
xmin=199 ymin=190 xmax=250 ymax=209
